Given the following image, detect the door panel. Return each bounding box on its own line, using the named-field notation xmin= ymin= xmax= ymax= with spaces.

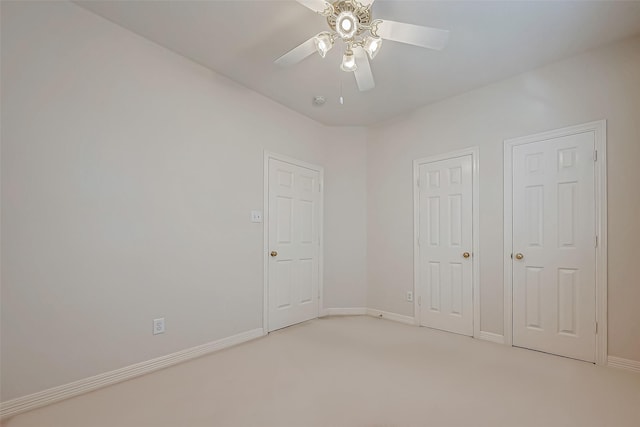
xmin=525 ymin=267 xmax=543 ymax=329
xmin=268 ymin=158 xmax=320 ymax=332
xmin=512 ymin=132 xmax=596 ymax=362
xmin=418 ymin=155 xmax=474 ymax=336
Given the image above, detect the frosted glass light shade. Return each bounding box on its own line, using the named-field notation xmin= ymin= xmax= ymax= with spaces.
xmin=336 ymin=11 xmax=358 ymax=39
xmin=363 ymin=36 xmax=382 ymax=59
xmin=340 ymin=50 xmax=357 ymax=72
xmin=314 ymin=32 xmax=333 ymax=58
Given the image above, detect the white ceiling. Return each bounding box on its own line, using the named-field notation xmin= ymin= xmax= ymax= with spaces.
xmin=75 ymin=0 xmax=640 ymax=126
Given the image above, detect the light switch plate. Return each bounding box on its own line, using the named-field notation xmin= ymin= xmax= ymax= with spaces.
xmin=251 ymin=210 xmax=263 ymax=223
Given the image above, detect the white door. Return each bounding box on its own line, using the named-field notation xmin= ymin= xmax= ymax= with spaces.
xmin=511 ymin=132 xmax=596 ymax=362
xmin=417 ymin=155 xmax=474 ymax=336
xmin=267 ymin=158 xmax=320 ymax=332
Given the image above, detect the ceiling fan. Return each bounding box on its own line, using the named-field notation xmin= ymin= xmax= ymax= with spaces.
xmin=275 ymin=0 xmax=450 ymax=92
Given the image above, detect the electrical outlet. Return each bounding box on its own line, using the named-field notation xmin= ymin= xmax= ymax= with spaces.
xmin=407 ymin=291 xmax=414 ymax=302
xmin=153 ymin=318 xmax=165 ymax=335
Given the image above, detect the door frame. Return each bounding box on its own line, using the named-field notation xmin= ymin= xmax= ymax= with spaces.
xmin=503 ymin=120 xmax=607 ymax=365
xmin=263 ymin=151 xmax=324 ymax=333
xmin=413 ymin=146 xmax=480 ymax=338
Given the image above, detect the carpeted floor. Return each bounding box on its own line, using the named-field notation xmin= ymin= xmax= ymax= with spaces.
xmin=3 ymin=315 xmax=640 ymax=426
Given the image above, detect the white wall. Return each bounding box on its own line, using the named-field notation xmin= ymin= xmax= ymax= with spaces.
xmin=367 ymin=35 xmax=640 ymax=361
xmin=323 ymin=127 xmax=368 ymax=309
xmin=0 ymin=1 xmax=367 ymax=401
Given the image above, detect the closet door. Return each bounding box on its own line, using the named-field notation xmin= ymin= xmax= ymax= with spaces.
xmin=511 ymin=132 xmax=596 ymax=362
xmin=417 ymin=154 xmax=474 ymax=336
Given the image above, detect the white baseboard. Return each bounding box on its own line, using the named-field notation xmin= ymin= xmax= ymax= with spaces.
xmin=0 ymin=328 xmax=265 ymax=419
xmin=366 ymin=308 xmax=416 ymax=325
xmin=478 ymin=331 xmax=505 ymax=344
xmin=608 ymin=356 xmax=640 ymax=373
xmin=325 ymin=307 xmax=367 ymax=316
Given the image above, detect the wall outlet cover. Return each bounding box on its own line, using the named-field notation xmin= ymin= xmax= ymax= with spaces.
xmin=153 ymin=318 xmax=165 ymax=335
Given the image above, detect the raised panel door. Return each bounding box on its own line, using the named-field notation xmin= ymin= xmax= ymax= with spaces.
xmin=512 ymin=132 xmax=596 ymax=362
xmin=418 ymin=155 xmax=473 ymax=336
xmin=268 ymin=159 xmax=320 ymax=332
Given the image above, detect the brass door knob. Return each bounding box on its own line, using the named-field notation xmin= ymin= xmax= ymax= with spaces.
xmin=515 ymin=253 xmax=524 ymax=260
xmin=463 ymin=252 xmax=470 ymax=258
xmin=270 ymin=251 xmax=278 ymax=257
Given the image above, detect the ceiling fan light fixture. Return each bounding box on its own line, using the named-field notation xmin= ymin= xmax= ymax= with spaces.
xmin=335 ymin=11 xmax=358 ymax=39
xmin=340 ymin=49 xmax=357 ymax=72
xmin=363 ymin=35 xmax=382 ymax=59
xmin=314 ymin=32 xmax=333 ymax=58
xmin=278 ymin=0 xmax=451 ymax=92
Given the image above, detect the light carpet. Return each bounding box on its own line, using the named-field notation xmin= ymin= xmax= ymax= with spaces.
xmin=3 ymin=316 xmax=640 ymax=426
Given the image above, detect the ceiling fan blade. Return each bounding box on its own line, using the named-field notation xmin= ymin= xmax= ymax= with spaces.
xmin=353 ymin=47 xmax=375 ymax=92
xmin=275 ymin=37 xmax=317 ymax=66
xmin=376 ymin=20 xmax=450 ymax=50
xmin=296 ymin=0 xmax=333 ymax=15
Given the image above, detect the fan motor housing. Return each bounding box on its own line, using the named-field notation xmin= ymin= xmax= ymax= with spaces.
xmin=327 ymin=0 xmax=371 ymax=36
